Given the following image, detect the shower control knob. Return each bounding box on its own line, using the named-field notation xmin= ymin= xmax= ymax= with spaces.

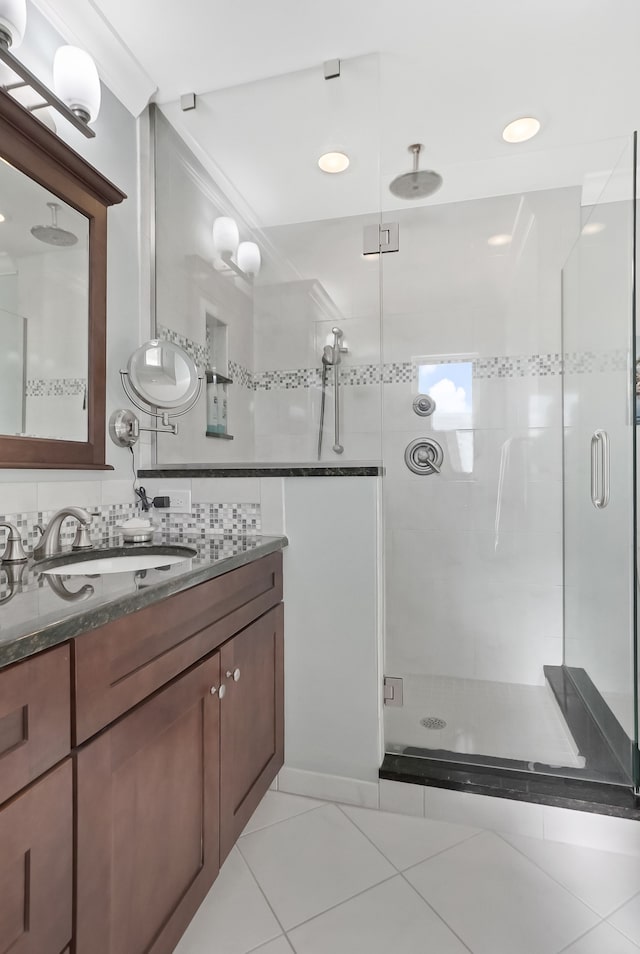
xmin=226 ymin=668 xmax=241 ymax=682
xmin=413 ymin=394 xmax=436 ymax=417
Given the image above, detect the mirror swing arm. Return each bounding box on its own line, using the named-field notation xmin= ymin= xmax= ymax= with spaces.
xmin=109 ymin=339 xmax=204 ymax=448
xmin=110 ymin=369 xmax=204 ymax=446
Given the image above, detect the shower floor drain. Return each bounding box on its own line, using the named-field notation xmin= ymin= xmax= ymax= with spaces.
xmin=421 ymin=716 xmax=447 ymax=730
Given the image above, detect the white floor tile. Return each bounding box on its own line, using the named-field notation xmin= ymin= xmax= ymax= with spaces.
xmin=287 ymin=874 xmax=469 ymax=954
xmin=561 ymin=921 xmax=640 ymax=954
xmin=405 ymin=831 xmax=599 ymax=954
xmin=503 ymin=832 xmax=640 ymax=916
xmin=340 ymin=804 xmax=479 ymax=871
xmin=238 ymin=804 xmax=395 ymax=930
xmin=241 ymin=792 xmax=324 ymax=836
xmin=609 ymin=893 xmax=640 ymax=946
xmin=249 ymin=939 xmax=294 ymax=954
xmin=172 ymin=848 xmax=281 ymax=954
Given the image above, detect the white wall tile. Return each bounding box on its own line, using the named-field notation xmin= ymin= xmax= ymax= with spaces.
xmin=0 ymin=482 xmax=38 ymax=514
xmin=543 ymin=805 xmax=640 ymax=858
xmin=278 ymin=767 xmax=379 ymax=809
xmin=37 ymin=480 xmax=101 ymax=512
xmin=424 ymin=787 xmax=545 ymax=839
xmin=378 ymin=779 xmax=424 ymax=817
xmin=191 ymin=477 xmax=260 ymax=503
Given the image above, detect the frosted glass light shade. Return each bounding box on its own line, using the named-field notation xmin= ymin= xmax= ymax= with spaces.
xmin=53 ymin=46 xmax=102 ymax=124
xmin=213 ymin=217 xmax=239 ymax=256
xmin=0 ymin=0 xmax=26 ymax=48
xmin=237 ymin=241 xmax=261 ymax=276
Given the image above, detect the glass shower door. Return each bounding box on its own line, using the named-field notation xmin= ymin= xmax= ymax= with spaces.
xmin=562 ymin=135 xmax=638 ymax=787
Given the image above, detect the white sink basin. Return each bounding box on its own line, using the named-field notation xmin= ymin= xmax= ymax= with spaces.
xmin=41 ymin=548 xmax=195 ymax=576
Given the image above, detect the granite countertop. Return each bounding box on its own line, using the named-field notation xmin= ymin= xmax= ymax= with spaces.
xmin=138 ymin=463 xmax=384 ymax=478
xmin=0 ymin=533 xmax=288 ymax=670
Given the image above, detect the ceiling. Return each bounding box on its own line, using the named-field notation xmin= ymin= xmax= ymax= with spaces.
xmin=43 ymin=1 xmax=640 ymax=225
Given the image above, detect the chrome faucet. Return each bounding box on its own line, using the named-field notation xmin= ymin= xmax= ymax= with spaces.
xmin=0 ymin=522 xmax=28 ymax=563
xmin=33 ymin=507 xmax=94 ymax=560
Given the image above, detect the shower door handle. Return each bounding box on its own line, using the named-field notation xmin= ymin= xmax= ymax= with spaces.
xmin=590 ymin=429 xmax=610 ymax=509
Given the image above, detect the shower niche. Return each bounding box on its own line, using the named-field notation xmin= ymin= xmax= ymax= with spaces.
xmin=205 ymin=312 xmax=233 ymax=440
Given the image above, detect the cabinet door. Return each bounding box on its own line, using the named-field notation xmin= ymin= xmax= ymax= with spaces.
xmin=0 ymin=759 xmax=72 ymax=954
xmin=76 ymin=654 xmax=220 ymax=954
xmin=220 ymin=604 xmax=284 ymax=860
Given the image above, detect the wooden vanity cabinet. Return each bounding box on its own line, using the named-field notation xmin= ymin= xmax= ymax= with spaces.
xmin=76 ymin=654 xmax=221 ymax=954
xmin=0 ymin=552 xmax=284 ymax=954
xmin=0 ymin=647 xmax=72 ymax=954
xmin=0 ymin=760 xmax=73 ymax=954
xmin=74 ymin=552 xmax=284 ymax=954
xmin=220 ymin=603 xmax=284 ymax=859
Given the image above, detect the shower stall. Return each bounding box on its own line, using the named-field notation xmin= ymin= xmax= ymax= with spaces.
xmin=150 ymin=53 xmax=639 ymax=802
xmin=381 ymin=135 xmax=639 ymax=796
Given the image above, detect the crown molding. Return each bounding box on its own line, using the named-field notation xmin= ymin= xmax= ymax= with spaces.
xmin=29 ymin=0 xmax=157 ymax=116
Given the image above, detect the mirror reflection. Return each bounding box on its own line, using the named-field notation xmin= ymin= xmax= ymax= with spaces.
xmin=127 ymin=340 xmax=200 ymax=409
xmin=0 ymin=157 xmax=89 ymax=441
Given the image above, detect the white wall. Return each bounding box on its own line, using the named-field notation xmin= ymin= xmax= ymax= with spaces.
xmin=281 ymin=477 xmax=382 ymax=783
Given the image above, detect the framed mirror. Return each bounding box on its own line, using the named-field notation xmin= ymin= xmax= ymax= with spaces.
xmin=0 ymin=87 xmax=126 ymax=468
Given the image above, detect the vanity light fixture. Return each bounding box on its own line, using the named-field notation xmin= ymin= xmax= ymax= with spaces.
xmin=318 ymin=151 xmax=350 ymax=173
xmin=212 ymin=216 xmax=261 ymax=282
xmin=0 ymin=3 xmax=100 ymax=138
xmin=0 ymin=0 xmax=26 ymax=49
xmin=53 ymin=45 xmax=101 ymax=125
xmin=502 ymin=116 xmax=541 ymax=143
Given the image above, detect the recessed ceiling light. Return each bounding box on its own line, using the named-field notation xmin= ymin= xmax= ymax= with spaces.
xmin=488 ymin=233 xmax=512 ymax=247
xmin=318 ymin=151 xmax=350 ymax=174
xmin=0 ymin=213 xmax=5 ymax=223
xmin=581 ymin=221 xmax=606 ymax=236
xmin=502 ymin=117 xmax=541 ymax=143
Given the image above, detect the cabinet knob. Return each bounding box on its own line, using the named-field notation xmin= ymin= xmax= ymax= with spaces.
xmin=210 ymin=684 xmax=226 ymax=698
xmin=226 ymin=667 xmax=241 ymax=682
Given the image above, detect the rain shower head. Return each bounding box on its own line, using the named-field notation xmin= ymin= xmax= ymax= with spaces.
xmin=389 ymin=143 xmax=442 ymax=200
xmin=30 ymin=202 xmax=78 ymax=247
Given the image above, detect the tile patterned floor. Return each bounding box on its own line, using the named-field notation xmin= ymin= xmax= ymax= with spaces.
xmin=173 ymin=791 xmax=640 ymax=954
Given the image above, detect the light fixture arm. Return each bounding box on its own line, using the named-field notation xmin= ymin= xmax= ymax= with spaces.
xmin=0 ymin=39 xmax=96 ymax=138
xmin=219 ymin=251 xmax=254 ymax=284
xmin=119 ymin=369 xmax=204 ymax=433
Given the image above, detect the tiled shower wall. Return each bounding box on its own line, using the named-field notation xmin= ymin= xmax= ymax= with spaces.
xmin=383 ymin=188 xmax=581 ymax=688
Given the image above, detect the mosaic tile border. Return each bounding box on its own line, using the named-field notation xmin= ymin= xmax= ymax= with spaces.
xmin=0 ymin=501 xmax=261 ymax=599
xmin=26 ymin=378 xmax=87 ymax=397
xmin=158 ymin=326 xmax=254 ymax=390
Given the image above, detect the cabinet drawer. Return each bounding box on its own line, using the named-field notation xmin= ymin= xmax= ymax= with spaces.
xmin=73 ymin=552 xmax=282 ymax=743
xmin=0 ymin=759 xmax=73 ymax=954
xmin=0 ymin=646 xmax=70 ymax=806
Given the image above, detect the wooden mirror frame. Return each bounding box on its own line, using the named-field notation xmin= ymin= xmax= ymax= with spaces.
xmin=0 ymin=88 xmax=126 ymax=469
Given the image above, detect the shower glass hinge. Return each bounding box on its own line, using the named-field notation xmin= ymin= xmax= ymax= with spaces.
xmin=363 ymin=222 xmax=400 ymax=255
xmin=383 ymin=676 xmax=403 ymax=706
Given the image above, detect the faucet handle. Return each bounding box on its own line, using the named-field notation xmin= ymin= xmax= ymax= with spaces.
xmin=0 ymin=522 xmax=28 ymax=564
xmin=72 ymin=524 xmax=93 ymax=551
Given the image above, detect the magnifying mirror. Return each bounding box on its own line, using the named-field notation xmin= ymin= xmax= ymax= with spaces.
xmin=109 ymin=339 xmax=203 ymax=446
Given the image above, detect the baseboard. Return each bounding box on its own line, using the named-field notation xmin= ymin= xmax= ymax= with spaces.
xmin=278 ymin=765 xmax=379 ymax=809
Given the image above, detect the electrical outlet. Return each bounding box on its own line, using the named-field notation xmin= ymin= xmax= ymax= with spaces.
xmin=163 ymin=489 xmax=192 ymax=514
